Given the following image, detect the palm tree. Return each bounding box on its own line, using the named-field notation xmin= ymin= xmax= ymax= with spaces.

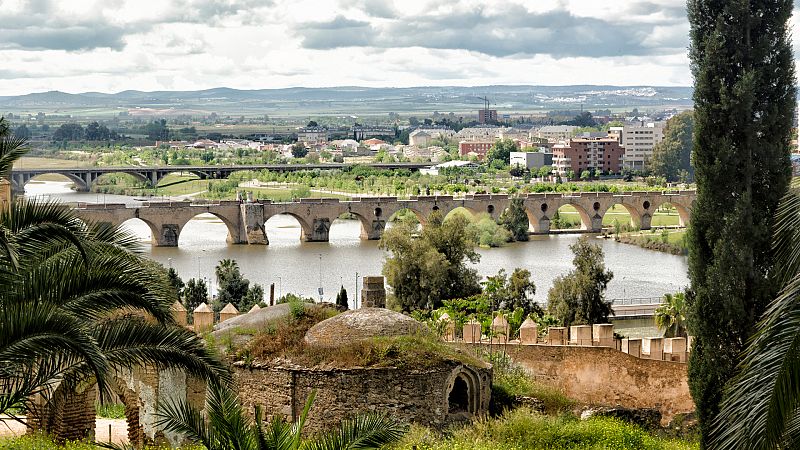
xmin=711 ymin=182 xmax=800 ymax=448
xmin=653 ymin=292 xmax=687 ymax=338
xmin=157 ymin=380 xmax=406 ymax=450
xmin=215 ymin=258 xmax=240 ymax=285
xmin=0 ymin=119 xmax=229 ymax=427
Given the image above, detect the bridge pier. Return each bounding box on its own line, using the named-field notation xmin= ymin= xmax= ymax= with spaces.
xmin=303 ymin=218 xmax=331 ymax=242
xmin=590 ymin=214 xmax=604 ymax=232
xmin=154 ymin=224 xmax=180 ymax=247
xmin=640 ymin=214 xmax=652 ymax=231
xmin=361 ymin=219 xmax=386 ymax=240
xmin=241 ymin=203 xmax=268 ymax=245
xmin=536 ymin=217 xmax=551 ymax=233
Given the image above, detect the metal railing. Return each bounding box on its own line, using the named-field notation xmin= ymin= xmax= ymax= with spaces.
xmin=609 ymin=297 xmax=663 ymax=306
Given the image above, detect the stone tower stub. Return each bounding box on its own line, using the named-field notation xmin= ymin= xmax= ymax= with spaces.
xmin=360 ymin=276 xmax=386 ymax=308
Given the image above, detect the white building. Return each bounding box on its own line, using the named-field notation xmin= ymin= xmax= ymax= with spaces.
xmin=420 ymin=160 xmax=479 ymax=176
xmin=608 ymin=122 xmax=665 ymax=171
xmin=510 ymin=151 xmax=553 ymax=170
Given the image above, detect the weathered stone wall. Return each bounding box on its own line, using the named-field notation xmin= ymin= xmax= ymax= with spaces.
xmin=461 ymin=344 xmax=692 ymax=423
xmin=234 ymin=361 xmax=492 ymax=432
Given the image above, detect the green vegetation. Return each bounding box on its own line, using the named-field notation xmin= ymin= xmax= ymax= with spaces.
xmin=547 ymin=237 xmax=613 ymax=327
xmin=158 ymin=380 xmax=405 ymax=450
xmin=654 ymin=293 xmax=688 ymax=338
xmin=649 ymin=112 xmax=693 ymax=183
xmin=0 ymin=434 xmax=202 ymax=450
xmin=235 ymin=305 xmax=482 ymax=370
xmin=712 ymin=183 xmax=800 ymax=447
xmin=95 ymin=402 xmax=125 ymax=419
xmin=393 ymin=409 xmax=697 ymax=450
xmin=499 ymin=198 xmax=530 ymax=242
xmin=381 ymin=211 xmax=481 ymax=311
xmin=488 ymin=352 xmax=574 ymax=415
xmin=215 ymin=258 xmax=263 ymax=312
xmin=615 ymin=229 xmax=687 ymax=255
xmin=336 ymin=285 xmax=349 ymax=309
xmin=685 ymin=0 xmax=795 ymax=444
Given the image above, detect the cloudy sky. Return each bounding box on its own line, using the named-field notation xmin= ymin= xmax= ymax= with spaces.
xmin=0 ymin=0 xmax=797 ymax=95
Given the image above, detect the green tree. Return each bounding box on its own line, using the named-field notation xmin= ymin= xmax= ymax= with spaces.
xmin=215 ymin=259 xmax=251 ymax=311
xmin=336 ymin=285 xmax=349 ymax=309
xmin=158 ymin=381 xmax=405 ymax=450
xmin=52 ymin=123 xmax=84 ymax=141
xmin=167 ymin=267 xmax=185 ymax=299
xmin=686 ymin=0 xmax=796 ymax=444
xmin=537 ymin=165 xmax=552 ymax=179
xmin=484 ymin=268 xmax=540 ymax=316
xmin=649 ymin=112 xmax=694 ymax=182
xmin=654 ymin=292 xmax=687 ymax=338
xmin=241 ymin=284 xmax=264 ymax=312
xmin=712 ymin=183 xmax=800 ymax=448
xmin=547 ymin=237 xmax=613 ymax=327
xmin=291 ymin=142 xmax=308 ymax=158
xmin=380 ymin=212 xmax=481 ymax=311
xmin=499 ymin=198 xmax=529 ymax=242
xmin=487 ymin=138 xmax=517 ymax=165
xmin=184 ymin=278 xmax=209 ymax=312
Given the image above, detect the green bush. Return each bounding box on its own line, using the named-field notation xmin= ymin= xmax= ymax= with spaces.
xmin=95 ymin=402 xmax=125 ymax=419
xmin=393 ymin=409 xmax=698 ymax=450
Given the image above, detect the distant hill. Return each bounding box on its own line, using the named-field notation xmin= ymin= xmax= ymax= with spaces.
xmin=0 ymin=85 xmax=695 ymax=116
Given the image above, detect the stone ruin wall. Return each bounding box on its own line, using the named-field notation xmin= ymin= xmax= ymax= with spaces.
xmin=27 ymin=368 xmax=206 ymax=447
xmin=463 ymin=344 xmax=693 ymax=423
xmin=234 ymin=361 xmax=492 ymax=433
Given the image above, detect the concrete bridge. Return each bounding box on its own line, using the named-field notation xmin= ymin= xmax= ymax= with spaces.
xmin=9 ymin=162 xmax=431 ymax=193
xmin=72 ymin=190 xmax=696 ymax=247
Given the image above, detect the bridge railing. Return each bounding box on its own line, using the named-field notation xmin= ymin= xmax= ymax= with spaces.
xmin=609 ymin=297 xmax=664 ymax=306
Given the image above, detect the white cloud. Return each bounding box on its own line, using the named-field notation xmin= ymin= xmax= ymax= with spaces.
xmin=0 ymin=0 xmax=793 ymax=95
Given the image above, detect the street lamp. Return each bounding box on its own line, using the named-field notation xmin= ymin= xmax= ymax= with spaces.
xmin=355 ymin=272 xmax=360 ymax=309
xmin=318 ymin=253 xmax=323 ymax=303
xmin=277 ymin=276 xmax=282 ymax=300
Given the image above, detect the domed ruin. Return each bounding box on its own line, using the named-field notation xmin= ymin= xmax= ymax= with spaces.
xmin=304 ymin=307 xmax=428 ymax=346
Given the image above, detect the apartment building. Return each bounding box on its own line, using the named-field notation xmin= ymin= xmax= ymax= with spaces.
xmin=608 ymin=122 xmax=664 ymax=171
xmin=552 ymin=137 xmax=625 ymax=179
xmin=535 ymin=125 xmax=578 ymax=142
xmin=458 ymin=141 xmax=495 ymax=159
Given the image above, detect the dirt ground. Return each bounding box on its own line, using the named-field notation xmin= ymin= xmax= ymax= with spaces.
xmin=0 ymin=416 xmax=129 ymax=444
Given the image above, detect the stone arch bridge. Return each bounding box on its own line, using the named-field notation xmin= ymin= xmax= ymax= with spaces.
xmin=73 ymin=191 xmax=696 ymax=247
xmin=10 ymin=163 xmax=431 ymax=193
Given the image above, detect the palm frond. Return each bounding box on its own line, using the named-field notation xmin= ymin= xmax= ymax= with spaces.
xmin=712 ymin=184 xmax=800 ymax=448
xmin=301 ymin=413 xmax=407 ymax=450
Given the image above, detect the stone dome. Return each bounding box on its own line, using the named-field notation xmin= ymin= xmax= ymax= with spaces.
xmin=304 ymin=308 xmax=428 ymax=347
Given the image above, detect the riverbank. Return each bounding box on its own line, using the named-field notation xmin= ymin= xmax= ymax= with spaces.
xmin=613 ymin=229 xmax=688 ymax=255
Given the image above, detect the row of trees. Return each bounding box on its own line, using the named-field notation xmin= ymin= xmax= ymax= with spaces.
xmin=52 ymin=121 xmax=119 ymax=141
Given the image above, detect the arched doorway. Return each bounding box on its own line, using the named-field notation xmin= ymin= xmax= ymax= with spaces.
xmin=448 ymin=375 xmax=471 ymax=414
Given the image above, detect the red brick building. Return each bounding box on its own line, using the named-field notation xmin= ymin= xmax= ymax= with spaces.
xmin=458 ymin=141 xmax=495 ymax=159
xmin=552 ymin=138 xmax=625 ymax=179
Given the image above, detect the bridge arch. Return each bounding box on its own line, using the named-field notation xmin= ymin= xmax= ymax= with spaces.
xmin=176 ymin=212 xmax=242 ymax=246
xmin=602 ymin=201 xmax=643 ymax=231
xmin=264 ymin=212 xmax=314 ymax=243
xmin=119 ymin=217 xmax=159 ymax=244
xmin=554 ymin=201 xmax=592 ymax=231
xmin=16 ymin=172 xmax=90 ymax=192
xmin=651 ymin=200 xmax=691 ymax=227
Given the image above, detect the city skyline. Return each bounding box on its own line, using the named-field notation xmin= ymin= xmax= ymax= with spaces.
xmin=2 ymin=0 xmax=799 ymax=96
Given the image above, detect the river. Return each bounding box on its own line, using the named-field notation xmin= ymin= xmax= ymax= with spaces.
xmin=24 ymin=181 xmax=690 ymax=307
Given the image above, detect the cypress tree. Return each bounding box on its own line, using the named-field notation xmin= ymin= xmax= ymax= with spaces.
xmin=686 ymin=0 xmax=795 ymax=445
